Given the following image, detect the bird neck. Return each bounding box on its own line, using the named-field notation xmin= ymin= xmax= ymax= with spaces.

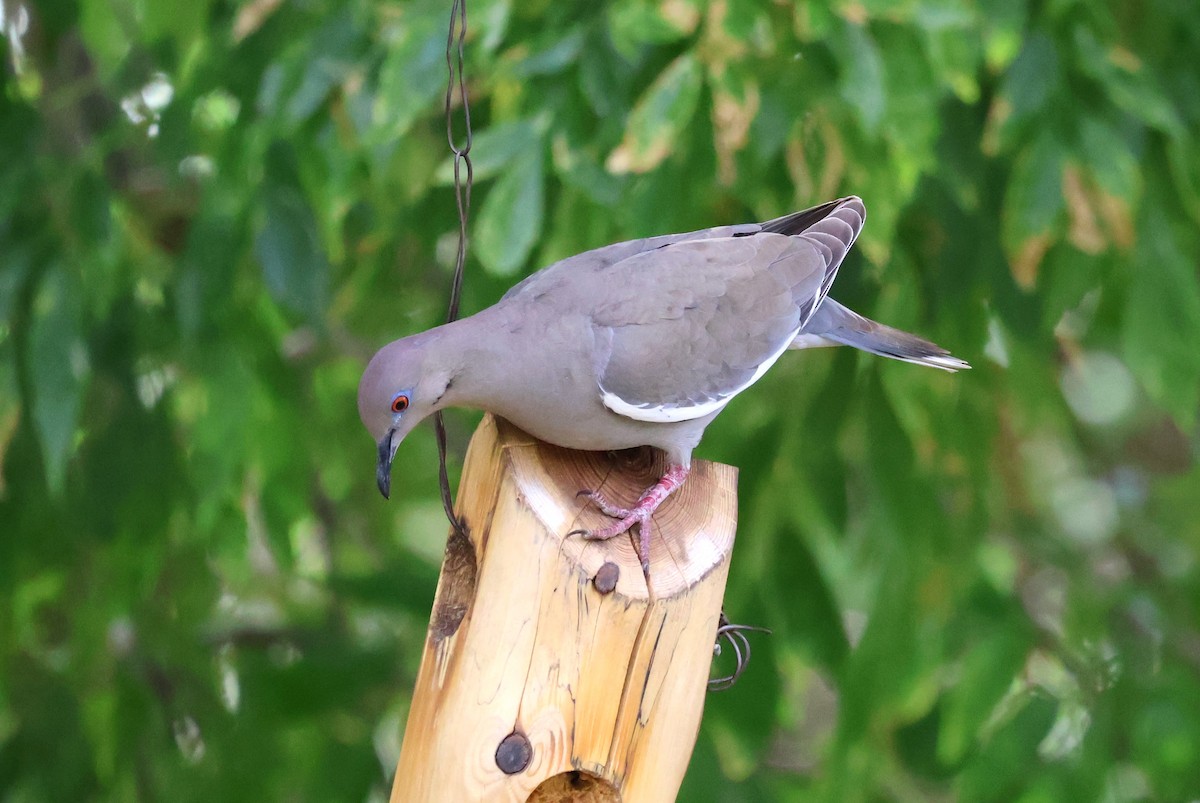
xmin=424 ymin=307 xmax=517 ymax=414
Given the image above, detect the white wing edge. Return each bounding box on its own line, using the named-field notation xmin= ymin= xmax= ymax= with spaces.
xmin=600 ymin=328 xmax=799 ymax=423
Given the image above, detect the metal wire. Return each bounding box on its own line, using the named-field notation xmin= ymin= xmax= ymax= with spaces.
xmin=434 ymin=0 xmax=473 ymax=535
xmin=709 ymin=610 xmax=771 ymax=691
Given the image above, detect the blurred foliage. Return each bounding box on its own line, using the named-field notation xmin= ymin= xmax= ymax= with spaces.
xmin=2 ymin=0 xmax=1199 ymax=800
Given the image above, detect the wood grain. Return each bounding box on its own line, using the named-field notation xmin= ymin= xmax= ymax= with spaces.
xmin=391 ymin=415 xmax=737 ymax=802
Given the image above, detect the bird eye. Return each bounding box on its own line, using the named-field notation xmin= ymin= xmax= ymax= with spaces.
xmin=390 ymin=394 xmax=410 ymax=413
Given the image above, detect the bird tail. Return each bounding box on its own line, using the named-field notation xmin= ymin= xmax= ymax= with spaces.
xmin=793 ymin=299 xmax=970 ymax=372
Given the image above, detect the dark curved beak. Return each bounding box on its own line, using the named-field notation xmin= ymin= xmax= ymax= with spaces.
xmin=376 ymin=429 xmax=395 ymax=499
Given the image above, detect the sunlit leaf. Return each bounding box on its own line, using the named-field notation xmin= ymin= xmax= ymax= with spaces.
xmin=606 ymin=53 xmax=702 ymax=174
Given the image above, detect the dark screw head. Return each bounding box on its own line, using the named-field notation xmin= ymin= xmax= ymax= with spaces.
xmin=593 ymin=562 xmax=620 ymax=594
xmin=495 ymin=731 xmax=532 ymax=775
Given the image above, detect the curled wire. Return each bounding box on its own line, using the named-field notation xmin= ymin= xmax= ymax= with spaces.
xmin=709 ymin=610 xmax=771 ymax=691
xmin=434 ymin=0 xmax=473 ymax=536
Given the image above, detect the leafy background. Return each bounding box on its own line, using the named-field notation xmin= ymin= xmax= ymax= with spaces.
xmin=2 ymin=0 xmax=1199 ymax=800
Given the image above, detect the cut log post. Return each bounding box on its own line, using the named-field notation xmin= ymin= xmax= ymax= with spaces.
xmin=390 ymin=414 xmax=738 ymax=801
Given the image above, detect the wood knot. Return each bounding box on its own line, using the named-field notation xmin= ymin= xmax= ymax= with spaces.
xmin=494 ymin=731 xmax=532 ymax=775
xmin=592 ymin=562 xmax=619 ymax=594
xmin=431 ymin=521 xmax=476 ymax=642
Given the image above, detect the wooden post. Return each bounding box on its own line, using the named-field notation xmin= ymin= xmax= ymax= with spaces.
xmin=390 ymin=414 xmax=737 ymax=801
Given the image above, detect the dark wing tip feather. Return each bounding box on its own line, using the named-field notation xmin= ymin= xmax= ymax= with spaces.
xmin=759 ymin=195 xmax=865 ymax=235
xmin=768 ymin=196 xmax=867 ymax=327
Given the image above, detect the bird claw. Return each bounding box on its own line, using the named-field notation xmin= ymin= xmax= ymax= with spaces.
xmin=574 ymin=510 xmax=646 ymax=542
xmin=571 ymin=493 xmax=654 ymax=579
xmin=571 ymin=466 xmax=689 ymax=582
xmin=575 ymin=489 xmax=633 ymax=519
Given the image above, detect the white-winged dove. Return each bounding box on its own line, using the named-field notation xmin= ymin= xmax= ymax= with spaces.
xmin=358 ymin=196 xmax=968 ymax=573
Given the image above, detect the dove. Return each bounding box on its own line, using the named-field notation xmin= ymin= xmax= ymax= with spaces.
xmin=358 ymin=196 xmax=967 ymax=573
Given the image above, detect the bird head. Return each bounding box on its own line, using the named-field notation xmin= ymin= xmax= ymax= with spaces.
xmin=357 ymin=334 xmax=455 ymax=499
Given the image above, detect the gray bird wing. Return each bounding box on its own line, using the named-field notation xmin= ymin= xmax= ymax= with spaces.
xmin=567 ymin=197 xmax=866 ymax=422
xmin=500 ymin=223 xmax=762 ymax=303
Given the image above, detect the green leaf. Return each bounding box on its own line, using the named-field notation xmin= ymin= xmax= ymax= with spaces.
xmin=474 ymin=147 xmax=545 ymax=276
xmin=607 ymin=0 xmax=699 ymax=59
xmin=282 ymin=13 xmax=364 ymax=125
xmin=77 ymin=0 xmax=130 ymax=75
xmin=1002 ymin=33 xmax=1059 ymax=121
xmin=507 ymin=27 xmax=585 ymax=78
xmin=606 ymin=53 xmax=703 ymax=174
xmin=551 ymin=136 xmax=626 ymax=206
xmin=0 ymin=348 xmax=20 ymax=495
xmin=938 ymin=626 xmax=1031 ymax=764
xmin=0 ymin=247 xmax=28 ymax=326
xmin=28 ymin=268 xmax=88 ymax=494
xmin=374 ymin=8 xmax=447 ymax=139
xmin=983 ymin=32 xmax=1060 ymax=154
xmin=1166 ymin=137 xmax=1200 ymax=220
xmin=772 ymin=525 xmax=850 ymax=671
xmin=1077 ymin=118 xmax=1139 ymax=202
xmin=1002 ymin=132 xmax=1065 ymax=288
xmin=1073 ymin=28 xmax=1182 ymax=137
xmin=144 ymin=0 xmax=212 ymax=51
xmin=472 ymin=0 xmax=512 ymax=52
xmin=1122 ymin=200 xmax=1200 ymax=430
xmin=433 ymin=119 xmax=541 ymax=185
xmin=579 ymin=31 xmax=636 ymax=118
xmin=256 ymin=186 xmax=331 ymax=323
xmin=838 ymin=23 xmax=886 ymax=135
xmin=957 ymin=696 xmax=1058 ymax=800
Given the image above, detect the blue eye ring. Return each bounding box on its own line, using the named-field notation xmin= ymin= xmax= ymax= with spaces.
xmin=390 ymin=393 xmax=410 ymax=413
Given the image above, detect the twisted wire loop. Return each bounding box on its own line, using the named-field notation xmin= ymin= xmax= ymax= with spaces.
xmin=708 ymin=610 xmax=771 ymax=691
xmin=435 ymin=0 xmax=473 ymax=535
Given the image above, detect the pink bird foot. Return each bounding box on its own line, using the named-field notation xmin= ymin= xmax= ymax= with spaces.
xmin=570 ymin=464 xmax=690 ymax=577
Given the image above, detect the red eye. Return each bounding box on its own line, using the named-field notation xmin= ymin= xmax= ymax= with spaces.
xmin=391 ymin=394 xmax=410 ymax=413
